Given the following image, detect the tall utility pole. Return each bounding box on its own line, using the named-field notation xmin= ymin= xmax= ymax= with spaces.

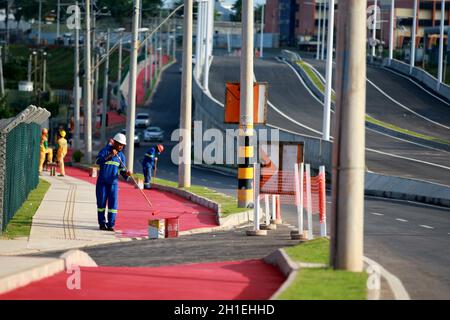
xmin=238 ymin=0 xmax=254 ymax=208
xmin=317 ymin=1 xmax=322 ymax=60
xmin=38 ymin=0 xmax=42 ymax=46
xmin=389 ymin=0 xmax=395 ymax=63
xmin=410 ymin=0 xmax=418 ymax=73
xmin=323 ymin=0 xmax=335 ymax=141
xmin=74 ymin=2 xmax=81 ymax=150
xmin=84 ymin=0 xmax=93 ymax=164
xmin=372 ymin=0 xmax=378 ymax=60
xmin=203 ymin=0 xmax=212 ymax=90
xmin=125 ymin=0 xmax=140 ymax=173
xmin=195 ymin=2 xmax=203 ymax=79
xmin=93 ymin=53 xmax=99 ymax=130
xmin=260 ymin=3 xmax=265 ymax=58
xmin=330 ymin=0 xmax=366 ymax=272
xmin=116 ymin=28 xmax=125 ymax=87
xmin=321 ymin=0 xmax=326 ymax=60
xmin=34 ymin=51 xmax=38 ymax=93
xmin=438 ymin=0 xmax=445 ymax=85
xmin=0 ymin=47 xmax=4 ymax=96
xmin=149 ymin=32 xmax=154 ymax=89
xmin=145 ymin=31 xmax=149 ymax=87
xmin=42 ymin=52 xmax=47 ymax=92
xmin=57 ymin=0 xmax=61 ymax=39
xmin=101 ymin=30 xmax=110 ymax=144
xmin=28 ymin=53 xmax=32 ymax=82
xmin=172 ymin=19 xmax=177 ymax=60
xmin=178 ymin=0 xmax=193 ymax=188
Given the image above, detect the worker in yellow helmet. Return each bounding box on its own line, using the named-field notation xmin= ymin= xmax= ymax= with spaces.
xmin=39 ymin=128 xmax=53 ymax=174
xmin=56 ymin=130 xmax=68 ymax=176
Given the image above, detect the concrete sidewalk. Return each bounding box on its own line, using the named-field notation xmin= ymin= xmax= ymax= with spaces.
xmin=0 ymin=174 xmax=119 ymax=256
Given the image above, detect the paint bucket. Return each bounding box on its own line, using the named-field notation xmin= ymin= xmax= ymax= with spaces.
xmin=90 ymin=167 xmax=98 ymax=178
xmin=148 ymin=219 xmax=165 ymax=239
xmin=135 ymin=178 xmax=144 ymax=190
xmin=165 ymin=217 xmax=179 ymax=238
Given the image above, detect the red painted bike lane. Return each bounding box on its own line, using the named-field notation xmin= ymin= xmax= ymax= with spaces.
xmin=0 ymin=260 xmax=284 ymax=300
xmin=64 ymin=166 xmax=218 ymax=237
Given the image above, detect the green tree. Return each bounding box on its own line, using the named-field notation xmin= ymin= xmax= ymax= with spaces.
xmin=0 ymin=94 xmax=12 ymax=119
xmin=232 ymin=0 xmax=242 ymax=22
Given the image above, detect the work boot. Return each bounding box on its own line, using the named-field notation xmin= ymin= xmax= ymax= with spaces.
xmin=106 ymin=226 xmax=115 ymax=232
xmin=99 ymin=225 xmax=107 ymax=231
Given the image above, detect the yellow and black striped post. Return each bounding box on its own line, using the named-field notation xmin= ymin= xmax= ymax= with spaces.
xmin=238 ymin=127 xmax=254 ymax=208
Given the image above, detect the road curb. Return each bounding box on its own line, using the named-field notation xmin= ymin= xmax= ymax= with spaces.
xmin=0 ymin=249 xmax=98 ymax=295
xmin=263 ymin=246 xmax=408 ymax=300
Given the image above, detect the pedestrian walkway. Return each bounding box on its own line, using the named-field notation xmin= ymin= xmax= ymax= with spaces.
xmin=0 ymin=165 xmax=218 ymax=255
xmin=0 ymin=259 xmax=284 ymax=300
xmin=64 ymin=166 xmax=218 ymax=238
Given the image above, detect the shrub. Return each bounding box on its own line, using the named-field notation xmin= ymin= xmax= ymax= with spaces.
xmin=72 ymin=149 xmax=84 ymax=163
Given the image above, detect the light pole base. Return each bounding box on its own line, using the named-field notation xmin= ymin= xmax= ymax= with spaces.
xmin=246 ymin=230 xmax=268 ymax=236
xmin=260 ymin=223 xmax=276 ymax=230
xmin=290 ymin=230 xmax=309 ymax=241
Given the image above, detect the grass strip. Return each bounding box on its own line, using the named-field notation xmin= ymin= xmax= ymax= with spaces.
xmin=4 ymin=179 xmax=51 ymax=239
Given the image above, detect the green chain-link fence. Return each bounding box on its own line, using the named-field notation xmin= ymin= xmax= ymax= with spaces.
xmin=0 ymin=106 xmax=50 ymax=233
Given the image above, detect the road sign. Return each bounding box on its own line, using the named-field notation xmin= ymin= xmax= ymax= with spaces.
xmin=224 ymin=82 xmax=268 ymax=124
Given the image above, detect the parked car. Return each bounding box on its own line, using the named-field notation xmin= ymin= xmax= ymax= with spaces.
xmin=121 ymin=129 xmax=141 ymax=148
xmin=135 ymin=113 xmax=151 ymax=128
xmin=144 ymin=127 xmax=164 ymax=142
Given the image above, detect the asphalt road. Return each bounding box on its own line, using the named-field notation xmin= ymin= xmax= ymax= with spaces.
xmin=209 ymin=56 xmax=450 ymax=186
xmin=66 ymin=51 xmax=450 ymax=299
xmin=304 ymin=58 xmax=450 ymax=142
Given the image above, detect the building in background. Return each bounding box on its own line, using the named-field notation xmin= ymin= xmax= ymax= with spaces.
xmin=264 ymin=0 xmax=450 ymax=56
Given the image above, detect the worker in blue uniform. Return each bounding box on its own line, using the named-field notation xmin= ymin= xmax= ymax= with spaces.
xmin=95 ymin=133 xmax=131 ymax=231
xmin=142 ymin=144 xmax=164 ymax=189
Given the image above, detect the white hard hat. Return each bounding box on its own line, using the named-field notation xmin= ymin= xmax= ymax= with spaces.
xmin=113 ymin=133 xmax=127 ymax=145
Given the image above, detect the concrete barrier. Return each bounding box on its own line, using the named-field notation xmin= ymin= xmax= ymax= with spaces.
xmin=365 ymin=172 xmax=450 ymax=207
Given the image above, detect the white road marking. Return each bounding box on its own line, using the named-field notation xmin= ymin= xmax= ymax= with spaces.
xmin=366 ymin=127 xmax=450 ymax=153
xmin=366 ymin=147 xmax=450 ymax=171
xmin=383 ymin=67 xmax=450 ymax=107
xmin=395 ymin=218 xmax=408 ymax=222
xmin=371 ymin=212 xmax=384 ymax=216
xmin=419 ymin=224 xmax=434 ymax=229
xmin=366 ymin=78 xmax=450 ymax=130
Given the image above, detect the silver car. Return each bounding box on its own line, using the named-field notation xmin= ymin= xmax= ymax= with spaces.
xmin=135 ymin=113 xmax=151 ymax=128
xmin=144 ymin=127 xmax=164 ymax=142
xmin=121 ymin=129 xmax=141 ymax=148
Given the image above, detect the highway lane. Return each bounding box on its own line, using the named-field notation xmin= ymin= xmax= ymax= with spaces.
xmin=210 ymin=56 xmax=450 ymax=186
xmin=304 ymin=58 xmax=450 ymax=142
xmin=107 ymin=52 xmax=450 ymax=299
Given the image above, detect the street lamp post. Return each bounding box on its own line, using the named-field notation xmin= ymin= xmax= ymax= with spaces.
xmin=323 ymin=0 xmax=335 ymax=142
xmin=260 ymin=3 xmax=265 ymax=59
xmin=178 ymin=0 xmax=193 ymax=188
xmin=101 ymin=30 xmax=110 ymax=144
xmin=125 ymin=0 xmax=140 ymax=173
xmin=115 ymin=28 xmax=126 ymax=88
xmin=74 ymin=3 xmax=81 ymax=150
xmin=321 ymin=0 xmax=326 ymax=60
xmin=238 ymin=0 xmax=254 ymax=209
xmin=331 ymin=0 xmax=366 ymax=272
xmin=317 ymin=1 xmax=322 ymax=59
xmin=84 ymin=0 xmax=93 ymax=164
xmin=438 ymin=0 xmax=445 ymax=86
xmin=389 ymin=0 xmax=395 ymax=62
xmin=372 ymin=0 xmax=378 ymax=60
xmin=42 ymin=51 xmax=47 ymax=92
xmin=410 ymin=0 xmax=418 ymax=74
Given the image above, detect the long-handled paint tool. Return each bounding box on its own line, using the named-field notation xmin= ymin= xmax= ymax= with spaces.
xmin=117 ymin=156 xmax=158 ymax=216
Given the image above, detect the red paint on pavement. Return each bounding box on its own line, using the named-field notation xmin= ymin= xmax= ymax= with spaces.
xmin=136 ymin=54 xmax=171 ymax=106
xmin=64 ymin=166 xmax=217 ymax=237
xmin=0 ymin=260 xmax=284 ymax=300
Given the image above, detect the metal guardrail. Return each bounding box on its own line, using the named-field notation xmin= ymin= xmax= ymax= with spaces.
xmin=0 ymin=105 xmax=51 ymax=233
